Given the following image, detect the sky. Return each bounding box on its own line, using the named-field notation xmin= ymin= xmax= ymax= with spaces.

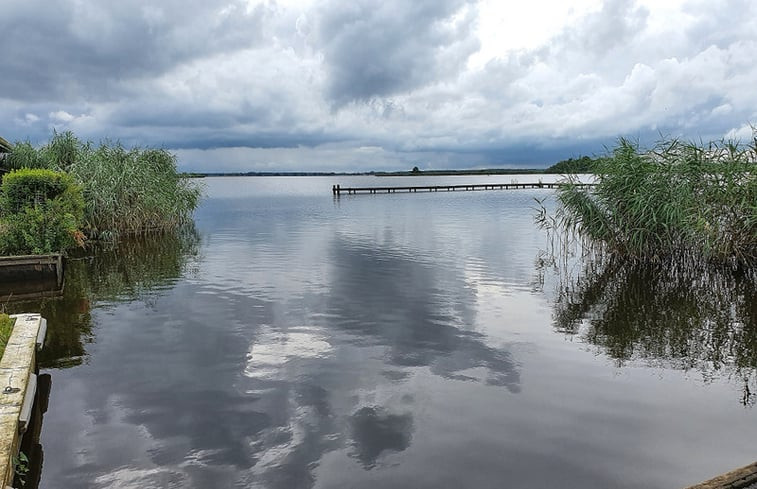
xmin=1 ymin=0 xmax=756 ymax=172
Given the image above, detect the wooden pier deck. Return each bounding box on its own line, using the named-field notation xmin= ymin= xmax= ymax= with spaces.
xmin=332 ymin=182 xmax=594 ymax=196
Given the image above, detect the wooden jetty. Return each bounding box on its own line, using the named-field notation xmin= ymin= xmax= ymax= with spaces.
xmin=332 ymin=182 xmax=594 ymax=196
xmin=0 ymin=314 xmax=49 ymax=488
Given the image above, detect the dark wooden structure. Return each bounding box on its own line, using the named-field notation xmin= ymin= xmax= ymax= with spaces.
xmin=0 ymin=254 xmax=65 ymax=301
xmin=0 ymin=136 xmax=12 ymax=155
xmin=332 ymin=182 xmax=594 ymax=196
xmin=0 ymin=136 xmax=12 ymax=169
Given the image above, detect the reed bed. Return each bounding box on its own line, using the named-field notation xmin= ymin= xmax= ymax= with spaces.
xmin=4 ymin=132 xmax=202 ymax=239
xmin=538 ymin=136 xmax=756 ymax=267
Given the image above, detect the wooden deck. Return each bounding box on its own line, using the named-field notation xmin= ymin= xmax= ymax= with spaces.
xmin=683 ymin=461 xmax=757 ymax=489
xmin=332 ymin=182 xmax=594 ymax=196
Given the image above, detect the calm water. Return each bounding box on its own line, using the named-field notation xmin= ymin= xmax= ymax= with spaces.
xmin=12 ymin=176 xmax=756 ymax=489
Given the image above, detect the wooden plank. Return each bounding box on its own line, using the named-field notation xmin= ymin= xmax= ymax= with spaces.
xmin=0 ymin=136 xmax=12 ymax=154
xmin=0 ymin=314 xmax=44 ymax=488
xmin=0 ymin=255 xmax=61 ymax=267
xmin=683 ymin=461 xmax=757 ymax=489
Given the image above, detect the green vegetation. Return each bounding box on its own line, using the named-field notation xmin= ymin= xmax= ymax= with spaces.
xmin=538 ymin=137 xmax=756 ymax=266
xmin=1 ymin=132 xmax=202 ymax=250
xmin=67 ymin=141 xmax=202 ymax=237
xmin=0 ymin=314 xmax=16 ymax=359
xmin=3 ymin=131 xmax=79 ymax=171
xmin=0 ymin=169 xmax=85 ymax=254
xmin=545 ymin=155 xmax=599 ymax=174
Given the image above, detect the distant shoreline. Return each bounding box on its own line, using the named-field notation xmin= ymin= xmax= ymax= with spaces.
xmin=182 ymin=168 xmax=555 ymax=178
xmin=180 ymin=156 xmax=598 ymax=178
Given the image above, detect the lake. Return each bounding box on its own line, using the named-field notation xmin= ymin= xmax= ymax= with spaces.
xmin=12 ymin=175 xmax=756 ymax=489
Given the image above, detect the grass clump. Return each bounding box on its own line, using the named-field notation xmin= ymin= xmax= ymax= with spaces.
xmin=3 ymin=131 xmax=202 ymax=241
xmin=0 ymin=314 xmax=16 ymax=360
xmin=539 ymin=136 xmax=756 ymax=267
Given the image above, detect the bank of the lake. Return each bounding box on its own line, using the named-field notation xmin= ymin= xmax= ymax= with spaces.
xmin=8 ymin=176 xmax=756 ymax=489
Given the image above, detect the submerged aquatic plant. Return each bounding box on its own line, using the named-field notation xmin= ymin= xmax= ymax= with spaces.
xmin=537 ymin=135 xmax=756 ymax=267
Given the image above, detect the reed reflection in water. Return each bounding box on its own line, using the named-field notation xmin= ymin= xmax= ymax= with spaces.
xmin=7 ymin=227 xmax=201 ymax=368
xmin=543 ymin=252 xmax=757 ymax=405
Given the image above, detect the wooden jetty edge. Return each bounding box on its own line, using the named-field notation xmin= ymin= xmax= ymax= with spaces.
xmin=0 ymin=254 xmax=65 ymax=302
xmin=0 ymin=314 xmax=47 ymax=487
xmin=683 ymin=461 xmax=757 ymax=489
xmin=331 ymin=182 xmax=595 ymax=196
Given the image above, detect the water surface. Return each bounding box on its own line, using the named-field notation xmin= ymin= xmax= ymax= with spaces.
xmin=13 ymin=176 xmax=756 ymax=489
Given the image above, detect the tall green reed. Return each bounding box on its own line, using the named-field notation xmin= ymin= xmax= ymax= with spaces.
xmin=3 ymin=131 xmax=202 ymax=239
xmin=538 ymin=136 xmax=756 ymax=267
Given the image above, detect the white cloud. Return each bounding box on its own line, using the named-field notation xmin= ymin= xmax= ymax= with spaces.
xmin=1 ymin=0 xmax=756 ymax=170
xmin=49 ymin=110 xmax=76 ymax=123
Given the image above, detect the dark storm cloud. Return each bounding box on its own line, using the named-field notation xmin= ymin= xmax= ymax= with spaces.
xmin=314 ymin=0 xmax=479 ymax=105
xmin=2 ymin=0 xmax=756 ymax=170
xmin=0 ymin=0 xmax=266 ymax=103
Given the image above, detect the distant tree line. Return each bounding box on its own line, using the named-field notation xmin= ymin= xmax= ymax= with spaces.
xmin=544 ymin=155 xmax=599 ymax=174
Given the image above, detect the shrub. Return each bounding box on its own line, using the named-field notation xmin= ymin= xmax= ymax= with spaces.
xmin=0 ymin=169 xmax=85 ymax=254
xmin=0 ymin=169 xmax=81 ymax=214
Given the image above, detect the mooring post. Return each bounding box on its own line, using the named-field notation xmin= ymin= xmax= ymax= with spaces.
xmin=55 ymin=254 xmax=63 ymax=288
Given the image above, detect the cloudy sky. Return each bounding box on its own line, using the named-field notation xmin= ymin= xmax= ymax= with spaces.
xmin=1 ymin=0 xmax=756 ymax=172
